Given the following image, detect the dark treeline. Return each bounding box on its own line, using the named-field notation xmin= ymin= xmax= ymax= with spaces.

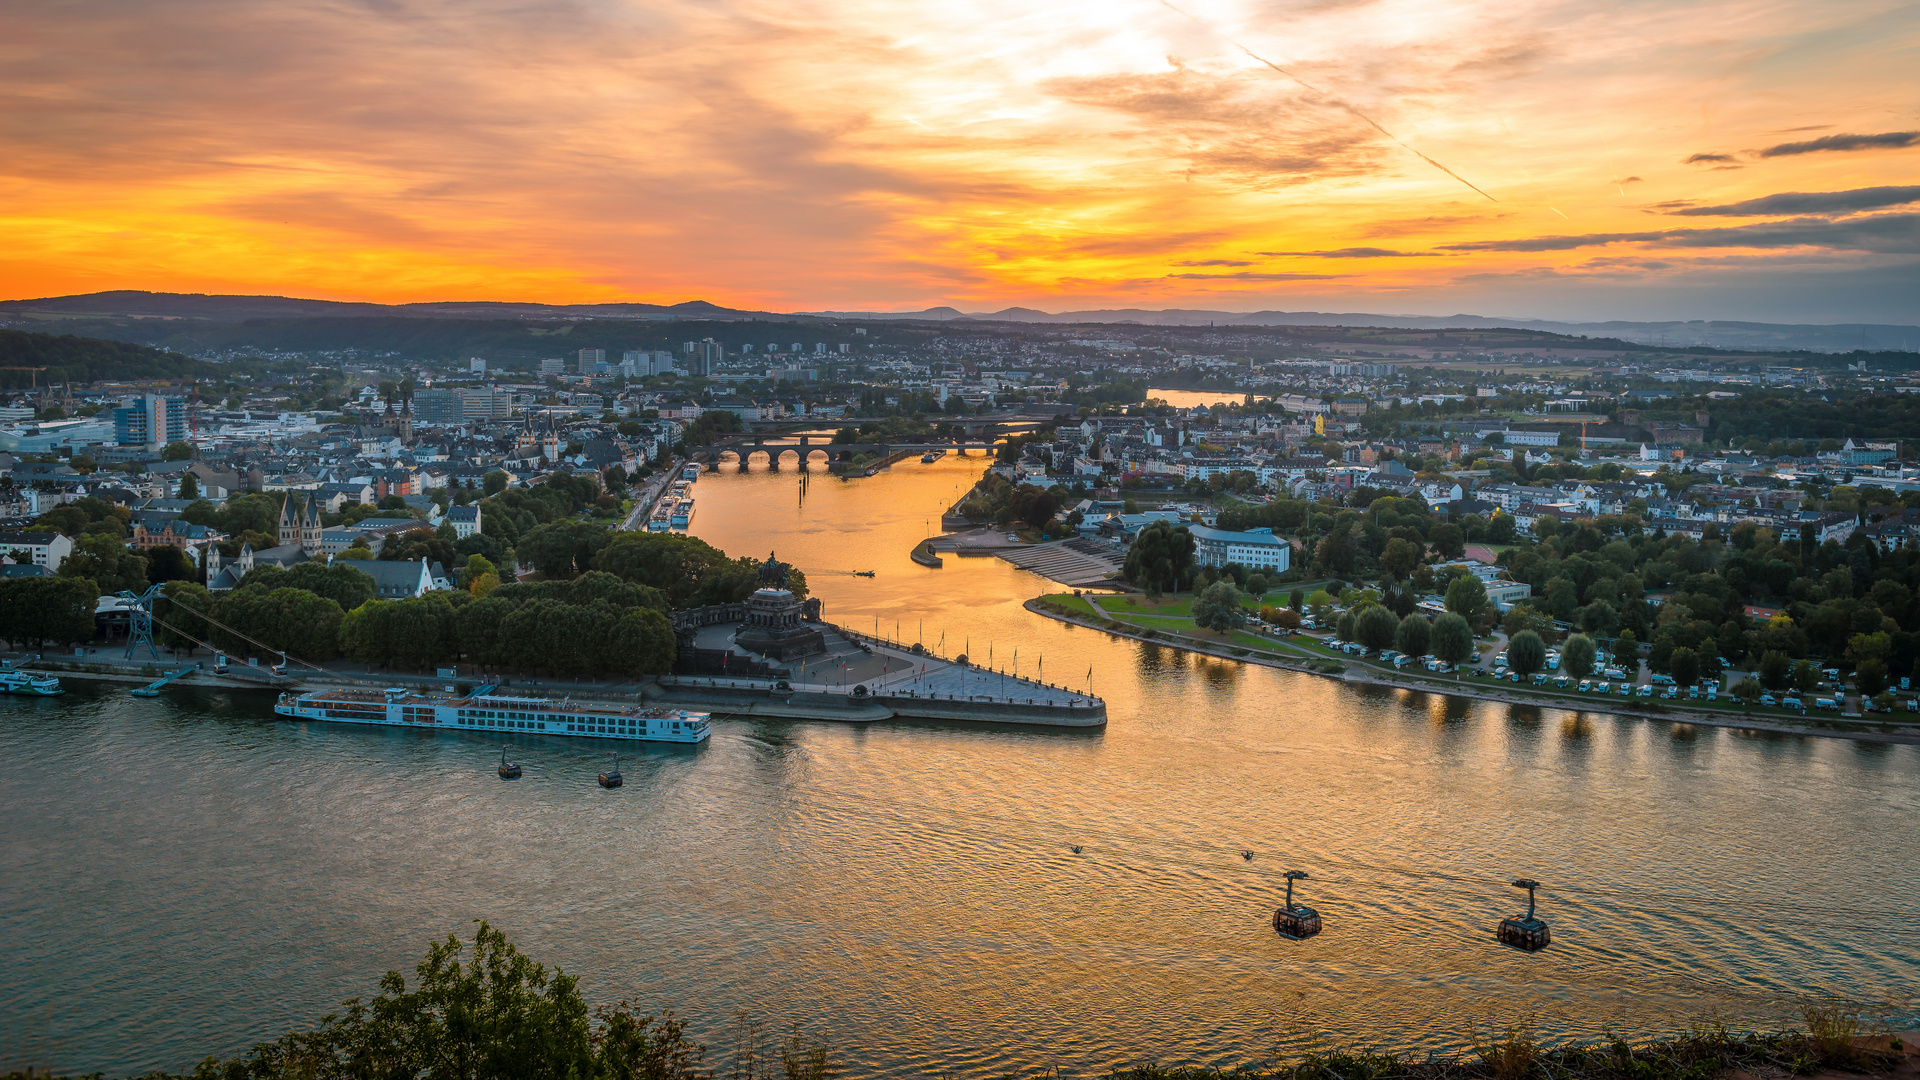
xmin=0 ymin=328 xmax=218 ymax=388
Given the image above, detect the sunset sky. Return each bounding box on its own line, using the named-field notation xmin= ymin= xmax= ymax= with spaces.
xmin=3 ymin=0 xmax=1917 ymax=321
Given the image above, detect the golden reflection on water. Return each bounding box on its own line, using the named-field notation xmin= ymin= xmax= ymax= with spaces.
xmin=6 ymin=455 xmax=1917 ymax=1080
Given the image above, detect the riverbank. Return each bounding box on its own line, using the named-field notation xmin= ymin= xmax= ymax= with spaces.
xmin=1022 ymin=599 xmax=1920 ymax=746
xmin=13 ymin=627 xmax=1107 ymax=729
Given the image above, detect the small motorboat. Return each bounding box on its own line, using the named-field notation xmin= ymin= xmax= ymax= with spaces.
xmin=498 ymin=746 xmax=521 ymax=780
xmin=598 ymin=752 xmax=623 ymax=788
xmin=853 ymin=570 xmax=875 ymax=578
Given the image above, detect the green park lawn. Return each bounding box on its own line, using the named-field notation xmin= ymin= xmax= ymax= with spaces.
xmin=1095 ymin=594 xmax=1195 ymax=616
xmin=1039 ymin=593 xmax=1100 ymax=619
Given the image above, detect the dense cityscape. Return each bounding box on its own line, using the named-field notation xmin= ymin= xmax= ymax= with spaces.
xmin=2 ymin=303 xmax=1920 ymax=724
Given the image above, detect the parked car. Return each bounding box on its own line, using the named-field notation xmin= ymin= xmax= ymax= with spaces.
xmin=1760 ymin=694 xmax=1779 ymax=706
xmin=1783 ymin=697 xmax=1804 ymax=711
xmin=1637 ymin=684 xmax=1654 ymax=697
xmin=1617 ymin=682 xmax=1631 ymax=695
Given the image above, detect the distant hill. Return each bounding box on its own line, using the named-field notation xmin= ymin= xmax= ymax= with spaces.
xmin=0 ymin=329 xmax=217 ymax=389
xmin=5 ymin=291 xmax=1916 ymax=354
xmin=0 ymin=291 xmax=808 ymax=324
xmin=803 ymin=306 xmax=1920 ymax=352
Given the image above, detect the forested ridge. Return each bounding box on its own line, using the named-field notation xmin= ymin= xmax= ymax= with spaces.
xmin=0 ymin=329 xmax=218 ymax=388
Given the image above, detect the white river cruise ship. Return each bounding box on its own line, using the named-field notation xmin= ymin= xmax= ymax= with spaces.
xmin=275 ymin=687 xmax=711 ymax=743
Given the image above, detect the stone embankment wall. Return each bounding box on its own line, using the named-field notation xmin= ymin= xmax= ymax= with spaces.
xmin=646 ymin=677 xmax=1106 ymax=728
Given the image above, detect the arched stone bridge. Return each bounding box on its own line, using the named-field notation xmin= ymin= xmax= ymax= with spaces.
xmin=693 ymin=434 xmax=1001 ymax=466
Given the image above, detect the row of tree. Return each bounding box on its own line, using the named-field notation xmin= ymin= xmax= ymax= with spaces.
xmin=0 ymin=520 xmax=791 ymax=680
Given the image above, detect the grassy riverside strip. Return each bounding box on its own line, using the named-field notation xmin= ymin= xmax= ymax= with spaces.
xmin=7 ymin=924 xmax=1910 ymax=1080
xmin=1027 ymin=596 xmax=1920 ymax=745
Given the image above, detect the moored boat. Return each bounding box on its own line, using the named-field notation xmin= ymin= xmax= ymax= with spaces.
xmin=274 ymin=687 xmax=710 ymax=743
xmin=0 ymin=665 xmax=64 ymax=696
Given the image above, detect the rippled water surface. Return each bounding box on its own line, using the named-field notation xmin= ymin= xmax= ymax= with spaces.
xmin=5 ymin=456 xmax=1918 ymax=1076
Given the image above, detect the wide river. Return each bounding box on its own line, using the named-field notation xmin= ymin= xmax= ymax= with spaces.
xmin=4 ymin=456 xmax=1917 ymax=1077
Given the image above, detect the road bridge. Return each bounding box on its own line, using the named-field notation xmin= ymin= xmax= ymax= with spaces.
xmin=740 ymin=415 xmax=1054 ymax=436
xmin=692 ymin=439 xmax=998 ymax=466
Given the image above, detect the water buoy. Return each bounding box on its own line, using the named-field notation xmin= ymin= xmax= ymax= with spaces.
xmin=1497 ymin=877 xmax=1550 ymax=951
xmin=1272 ymin=869 xmax=1322 ymax=939
xmin=498 ymin=746 xmax=521 ymax=780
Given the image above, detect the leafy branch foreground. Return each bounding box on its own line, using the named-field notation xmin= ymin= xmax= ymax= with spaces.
xmin=6 ymin=925 xmax=1909 ymax=1080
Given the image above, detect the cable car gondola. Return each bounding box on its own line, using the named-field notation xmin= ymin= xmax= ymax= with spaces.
xmin=1497 ymin=878 xmax=1550 ymax=951
xmin=1272 ymin=869 xmax=1322 ymax=939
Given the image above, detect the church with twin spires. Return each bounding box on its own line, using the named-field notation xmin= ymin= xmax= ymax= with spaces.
xmin=277 ymin=494 xmax=324 ymax=554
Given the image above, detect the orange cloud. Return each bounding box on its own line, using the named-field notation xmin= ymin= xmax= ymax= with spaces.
xmin=1 ymin=0 xmax=1916 ymax=320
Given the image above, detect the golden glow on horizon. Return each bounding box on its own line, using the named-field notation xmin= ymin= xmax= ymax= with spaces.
xmin=2 ymin=0 xmax=1917 ymax=319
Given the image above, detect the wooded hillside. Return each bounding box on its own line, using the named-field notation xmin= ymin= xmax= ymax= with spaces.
xmin=0 ymin=329 xmax=217 ymax=387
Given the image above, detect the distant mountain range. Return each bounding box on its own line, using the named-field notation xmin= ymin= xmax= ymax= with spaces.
xmin=3 ymin=290 xmax=1915 ymax=353
xmin=803 ymin=306 xmax=1919 ymax=352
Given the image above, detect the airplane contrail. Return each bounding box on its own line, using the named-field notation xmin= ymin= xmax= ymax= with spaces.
xmin=1159 ymin=0 xmax=1498 ymax=202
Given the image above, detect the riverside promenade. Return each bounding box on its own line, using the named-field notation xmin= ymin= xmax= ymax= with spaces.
xmin=1022 ymin=598 xmax=1920 ymax=746
xmin=12 ymin=623 xmax=1108 ymax=730
xmin=662 ymin=622 xmax=1106 ymax=727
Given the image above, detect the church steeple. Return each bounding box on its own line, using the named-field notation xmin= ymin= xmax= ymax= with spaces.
xmin=276 ymin=495 xmax=299 ymax=547
xmin=278 ymin=494 xmax=323 ymax=553
xmin=301 ymin=495 xmax=322 ymax=553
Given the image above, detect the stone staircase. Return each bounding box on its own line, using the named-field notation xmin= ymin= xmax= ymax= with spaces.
xmin=997 ymin=539 xmax=1125 ymax=587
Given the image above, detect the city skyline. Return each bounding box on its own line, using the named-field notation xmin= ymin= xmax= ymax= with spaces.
xmin=3 ymin=0 xmax=1917 ymax=322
